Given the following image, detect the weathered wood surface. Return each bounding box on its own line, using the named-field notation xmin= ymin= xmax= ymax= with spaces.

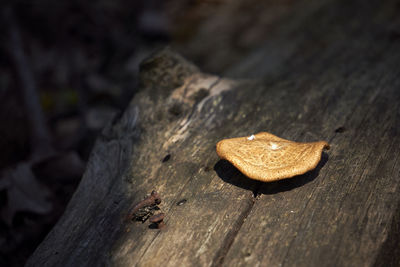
xmin=27 ymin=0 xmax=400 ymax=266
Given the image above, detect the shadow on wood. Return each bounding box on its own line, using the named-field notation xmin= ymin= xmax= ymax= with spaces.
xmin=214 ymin=153 xmax=329 ymax=196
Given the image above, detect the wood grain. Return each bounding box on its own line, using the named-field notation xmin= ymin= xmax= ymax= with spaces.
xmin=27 ymin=0 xmax=400 ymax=266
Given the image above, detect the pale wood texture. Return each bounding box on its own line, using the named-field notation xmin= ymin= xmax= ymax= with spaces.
xmin=27 ymin=0 xmax=400 ymax=266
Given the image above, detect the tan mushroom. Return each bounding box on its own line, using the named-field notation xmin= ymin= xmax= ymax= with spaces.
xmin=216 ymin=132 xmax=330 ymax=182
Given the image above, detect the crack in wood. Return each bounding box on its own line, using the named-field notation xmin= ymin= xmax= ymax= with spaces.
xmin=211 ymin=185 xmax=261 ymax=267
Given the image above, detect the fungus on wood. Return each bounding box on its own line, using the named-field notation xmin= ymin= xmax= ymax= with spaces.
xmin=216 ymin=132 xmax=330 ymax=182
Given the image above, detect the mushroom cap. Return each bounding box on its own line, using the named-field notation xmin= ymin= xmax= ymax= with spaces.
xmin=216 ymin=132 xmax=330 ymax=182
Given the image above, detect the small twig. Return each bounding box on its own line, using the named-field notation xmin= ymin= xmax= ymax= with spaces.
xmin=2 ymin=6 xmax=54 ymax=162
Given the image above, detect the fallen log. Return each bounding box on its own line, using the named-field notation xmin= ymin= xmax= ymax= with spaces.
xmin=27 ymin=0 xmax=400 ymax=266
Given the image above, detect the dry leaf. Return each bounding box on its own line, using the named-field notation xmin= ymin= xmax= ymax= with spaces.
xmin=0 ymin=163 xmax=52 ymax=225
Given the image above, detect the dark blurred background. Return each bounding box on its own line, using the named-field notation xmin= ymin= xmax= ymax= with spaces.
xmin=0 ymin=0 xmax=305 ymax=265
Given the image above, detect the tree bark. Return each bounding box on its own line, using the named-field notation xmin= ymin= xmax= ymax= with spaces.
xmin=27 ymin=0 xmax=400 ymax=266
